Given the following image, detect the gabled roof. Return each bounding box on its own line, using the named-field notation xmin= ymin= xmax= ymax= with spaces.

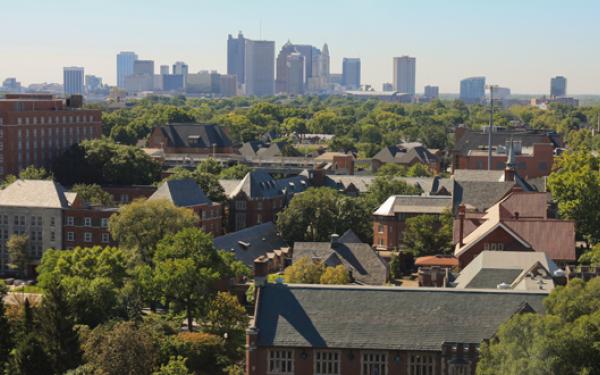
xmin=149 ymin=178 xmax=212 ymax=207
xmin=156 ymin=124 xmax=232 ymax=148
xmin=373 ymin=195 xmax=452 ymax=216
xmin=338 ymin=229 xmax=362 ymax=244
xmin=254 ymin=284 xmax=546 ymax=350
xmin=372 ymin=143 xmax=438 ymax=165
xmin=213 ymin=222 xmax=287 ymax=267
xmin=0 ymin=180 xmax=69 ymax=208
xmin=452 ymin=180 xmax=517 ymax=212
xmin=293 ymin=239 xmax=388 ymax=285
xmin=228 ymin=172 xmax=308 ymax=199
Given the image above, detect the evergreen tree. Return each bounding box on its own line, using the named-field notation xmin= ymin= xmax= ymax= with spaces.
xmin=9 ymin=333 xmax=52 ymax=375
xmin=37 ymin=277 xmax=82 ymax=374
xmin=0 ymin=282 xmax=13 ymax=369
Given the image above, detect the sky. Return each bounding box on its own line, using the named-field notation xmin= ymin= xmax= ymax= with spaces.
xmin=1 ymin=0 xmax=599 ymax=94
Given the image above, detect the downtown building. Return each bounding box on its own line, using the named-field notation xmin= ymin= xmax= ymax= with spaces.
xmin=244 ymin=39 xmax=275 ymax=96
xmin=393 ymin=56 xmax=416 ymax=96
xmin=0 ymin=94 xmax=102 ymax=178
xmin=63 ymin=67 xmax=85 ymax=96
xmin=116 ymin=51 xmax=138 ymax=89
xmin=550 ymin=76 xmax=567 ymax=97
xmin=275 ymin=42 xmax=330 ymax=94
xmin=459 ymin=77 xmax=486 ymax=104
xmin=342 ymin=58 xmax=361 ymax=89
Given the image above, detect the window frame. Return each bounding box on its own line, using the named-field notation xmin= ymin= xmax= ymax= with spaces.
xmin=314 ymin=350 xmax=341 ymax=375
xmin=267 ymin=349 xmax=294 ymax=375
xmin=361 ymin=351 xmax=387 ymax=375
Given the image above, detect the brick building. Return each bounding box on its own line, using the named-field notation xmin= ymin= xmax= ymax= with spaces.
xmin=247 ymin=282 xmax=546 ymax=375
xmin=452 ymin=127 xmax=562 ymax=179
xmin=147 ymin=123 xmax=233 ymax=154
xmin=222 ymin=172 xmax=309 ymax=232
xmin=62 ymin=196 xmax=117 ymax=249
xmin=0 ymin=94 xmax=102 ymax=178
xmin=148 ymin=178 xmax=223 ymax=236
xmin=372 ymin=195 xmax=453 ymax=250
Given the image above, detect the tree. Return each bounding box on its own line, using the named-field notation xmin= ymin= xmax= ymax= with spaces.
xmin=153 ymin=357 xmax=192 ymax=375
xmin=195 ymin=158 xmax=223 ymax=175
xmin=375 ymin=163 xmax=408 ymax=177
xmin=83 ymin=321 xmax=159 ymax=375
xmin=204 ymin=292 xmax=248 ymax=361
xmin=277 ymin=187 xmax=372 ymax=243
xmin=284 ymin=257 xmax=324 ymax=284
xmin=477 ymin=278 xmax=600 ymax=375
xmin=406 ymin=163 xmax=432 ymax=177
xmin=402 ymin=212 xmax=453 ymax=257
xmin=170 ymin=332 xmax=228 ymax=375
xmin=18 ymin=166 xmax=52 ymax=180
xmin=37 ymin=246 xmax=130 ymax=327
xmin=219 ymin=164 xmax=252 ymax=180
xmin=109 ymin=199 xmax=198 ymax=264
xmin=153 ymin=228 xmax=225 ymax=331
xmin=547 ymin=151 xmax=600 ymax=246
xmin=319 ymin=265 xmax=350 ymax=284
xmin=7 ymin=234 xmax=30 ymax=278
xmin=363 ymin=176 xmax=421 ymax=210
xmin=71 ymin=183 xmax=114 ymax=206
xmin=37 ymin=277 xmax=82 ymax=374
xmin=0 ymin=281 xmax=12 ymax=367
xmin=9 ymin=333 xmax=52 ymax=375
xmin=579 ymin=243 xmax=600 ymax=266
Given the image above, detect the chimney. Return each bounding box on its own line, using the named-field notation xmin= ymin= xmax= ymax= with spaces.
xmin=253 ymin=256 xmax=269 ymax=287
xmin=458 ymin=204 xmax=466 ymax=247
xmin=330 ymin=233 xmax=340 ymax=247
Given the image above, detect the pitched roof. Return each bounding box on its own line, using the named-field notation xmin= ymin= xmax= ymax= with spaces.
xmin=149 ymin=178 xmax=212 ymax=207
xmin=415 ymin=255 xmax=459 ymax=267
xmin=213 ymin=222 xmax=287 ymax=267
xmin=254 ymin=284 xmax=546 ymax=350
xmin=452 ymin=180 xmax=516 ymax=212
xmin=373 ymin=195 xmax=452 ymax=216
xmin=454 ymin=251 xmax=558 ymax=291
xmin=0 ymin=180 xmax=69 ymax=208
xmin=373 ymin=143 xmax=438 ymax=165
xmin=337 ymin=229 xmax=362 ymax=244
xmin=227 ymin=172 xmax=308 ymax=199
xmin=293 ymin=240 xmax=388 ymax=285
xmin=157 ymin=124 xmax=232 ymax=148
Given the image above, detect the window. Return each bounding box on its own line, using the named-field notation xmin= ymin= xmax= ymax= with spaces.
xmin=483 ymin=242 xmax=504 ymax=251
xmin=408 ymin=353 xmax=435 ymax=375
xmin=315 ymin=351 xmax=340 ymax=375
xmin=67 ymin=232 xmax=74 ymax=241
xmin=257 ymin=214 xmax=262 ymax=224
xmin=538 ymin=161 xmax=548 ymax=172
xmin=268 ymin=350 xmax=293 ymax=374
xmin=84 ymin=232 xmax=92 ymax=242
xmin=66 ymin=216 xmax=74 ymax=226
xmin=50 ymin=217 xmax=55 ymax=226
xmin=36 ymin=216 xmax=42 ymax=226
xmin=101 ymin=233 xmax=110 ymax=243
xmin=476 ymin=160 xmax=484 ymax=170
xmin=120 ymin=194 xmax=129 ymax=203
xmin=256 ymin=201 xmax=263 ymax=210
xmin=84 ymin=217 xmax=92 ymax=227
xmin=100 ymin=218 xmax=108 ymax=228
xmin=362 ymin=352 xmax=387 ymax=375
xmin=378 ymin=224 xmax=384 ymax=234
xmin=20 ymin=216 xmax=25 ymax=226
xmin=235 ymin=200 xmax=247 ymax=210
xmin=50 ymin=231 xmax=56 ymax=241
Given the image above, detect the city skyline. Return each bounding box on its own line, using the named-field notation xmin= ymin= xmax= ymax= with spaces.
xmin=1 ymin=0 xmax=599 ymax=94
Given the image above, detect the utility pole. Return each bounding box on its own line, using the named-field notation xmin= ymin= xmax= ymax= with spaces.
xmin=486 ymin=85 xmax=498 ymax=170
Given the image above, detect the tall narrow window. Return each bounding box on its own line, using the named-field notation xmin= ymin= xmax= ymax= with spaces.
xmin=315 ymin=350 xmax=340 ymax=375
xmin=362 ymin=352 xmax=387 ymax=375
xmin=268 ymin=350 xmax=294 ymax=374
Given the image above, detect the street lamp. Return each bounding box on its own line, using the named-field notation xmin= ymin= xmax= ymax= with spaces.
xmin=485 ymin=84 xmax=499 ymax=170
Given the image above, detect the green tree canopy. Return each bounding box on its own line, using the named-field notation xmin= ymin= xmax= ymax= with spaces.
xmin=401 ymin=211 xmax=453 ymax=257
xmin=7 ymin=234 xmax=30 ymax=278
xmin=363 ymin=176 xmax=422 ymax=210
xmin=283 ymin=257 xmax=324 ymax=284
xmin=71 ymin=183 xmax=114 ymax=206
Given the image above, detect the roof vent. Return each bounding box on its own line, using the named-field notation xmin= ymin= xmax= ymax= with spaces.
xmin=553 ymin=269 xmax=566 ymax=277
xmin=496 ymin=282 xmax=511 ymax=290
xmin=237 ymin=241 xmax=250 ymax=249
xmin=275 ymin=277 xmax=285 ymax=284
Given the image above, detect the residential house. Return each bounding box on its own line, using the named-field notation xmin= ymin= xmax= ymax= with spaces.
xmin=147 ymin=123 xmax=233 ymax=154
xmin=454 ymin=191 xmax=576 ymax=269
xmin=292 ymin=230 xmax=388 ymax=285
xmin=247 ymin=282 xmax=546 ymax=375
xmin=372 ymin=195 xmax=453 ymax=251
xmin=372 ymin=142 xmax=441 ymax=174
xmin=148 ymin=178 xmax=222 ymax=236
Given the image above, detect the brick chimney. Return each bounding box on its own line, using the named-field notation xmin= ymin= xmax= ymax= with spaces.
xmin=458 ymin=204 xmax=466 ymax=247
xmin=253 ymin=256 xmax=269 ymax=287
xmin=330 ymin=233 xmax=340 ymax=247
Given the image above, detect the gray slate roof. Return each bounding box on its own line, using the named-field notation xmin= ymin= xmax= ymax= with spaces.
xmin=293 ymin=235 xmax=388 ymax=285
xmin=373 ymin=144 xmax=438 ymax=165
xmin=158 ymin=124 xmax=232 ymax=148
xmin=149 ymin=178 xmax=212 ymax=207
xmin=228 ymin=172 xmax=309 ymax=199
xmin=0 ymin=180 xmax=69 ymax=208
xmin=452 ymin=180 xmax=516 ymax=212
xmin=464 ymin=269 xmax=524 ymax=289
xmin=213 ymin=222 xmax=287 ymax=267
xmin=255 ymin=284 xmax=546 ymax=350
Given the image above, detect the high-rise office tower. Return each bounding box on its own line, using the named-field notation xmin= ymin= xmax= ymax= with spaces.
xmin=227 ymin=32 xmax=246 ymax=84
xmin=244 ymin=39 xmax=275 ymax=96
xmin=160 ymin=65 xmax=170 ymax=75
xmin=172 ymin=61 xmax=189 ymax=88
xmin=320 ymin=43 xmax=330 ymax=78
xmin=393 ymin=56 xmax=416 ymax=95
xmin=275 ymin=41 xmax=298 ymax=93
xmin=116 ymin=51 xmax=138 ymax=89
xmin=63 ymin=67 xmax=84 ymax=96
xmin=459 ymin=77 xmax=486 ymax=103
xmin=133 ymin=60 xmax=154 ymax=75
xmin=550 ymin=76 xmax=567 ymax=97
xmin=342 ymin=58 xmax=361 ymax=89
xmin=424 ymin=85 xmax=439 ymax=99
xmin=286 ymin=52 xmax=305 ymax=95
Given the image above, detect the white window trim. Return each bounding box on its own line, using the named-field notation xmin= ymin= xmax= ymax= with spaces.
xmin=314 ymin=350 xmax=341 ymax=375
xmin=267 ymin=349 xmax=294 ymax=375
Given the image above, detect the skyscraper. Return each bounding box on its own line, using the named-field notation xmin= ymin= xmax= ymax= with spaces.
xmin=116 ymin=51 xmax=138 ymax=89
xmin=393 ymin=56 xmax=416 ymax=95
xmin=63 ymin=67 xmax=84 ymax=96
xmin=460 ymin=77 xmax=486 ymax=103
xmin=342 ymin=58 xmax=361 ymax=89
xmin=160 ymin=65 xmax=170 ymax=75
xmin=550 ymin=76 xmax=567 ymax=97
xmin=319 ymin=43 xmax=330 ymax=78
xmin=286 ymin=52 xmax=305 ymax=95
xmin=275 ymin=41 xmax=298 ymax=93
xmin=244 ymin=39 xmax=275 ymax=96
xmin=227 ymin=32 xmax=246 ymax=84
xmin=424 ymin=85 xmax=439 ymax=99
xmin=172 ymin=61 xmax=189 ymax=88
xmin=133 ymin=60 xmax=154 ymax=75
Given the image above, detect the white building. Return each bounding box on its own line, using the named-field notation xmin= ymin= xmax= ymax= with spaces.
xmin=244 ymin=39 xmax=275 ymax=96
xmin=116 ymin=51 xmax=138 ymax=89
xmin=393 ymin=56 xmax=416 ymax=96
xmin=63 ymin=67 xmax=84 ymax=96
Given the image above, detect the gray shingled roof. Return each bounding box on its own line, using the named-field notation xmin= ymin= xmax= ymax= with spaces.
xmin=255 ymin=284 xmax=546 ymax=350
xmin=0 ymin=180 xmax=69 ymax=208
xmin=158 ymin=124 xmax=232 ymax=148
xmin=213 ymin=222 xmax=287 ymax=267
xmin=293 ymin=239 xmax=388 ymax=285
xmin=372 ymin=144 xmax=438 ymax=165
xmin=228 ymin=172 xmax=309 ymax=199
xmin=464 ymin=269 xmax=524 ymax=289
xmin=149 ymin=178 xmax=212 ymax=207
xmin=452 ymin=180 xmax=516 ymax=212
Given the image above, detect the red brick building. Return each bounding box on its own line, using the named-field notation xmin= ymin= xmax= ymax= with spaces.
xmin=0 ymin=94 xmax=102 ymax=178
xmin=452 ymin=127 xmax=562 ymax=179
xmin=62 ymin=194 xmax=117 ymax=249
xmin=147 ymin=123 xmax=234 ymax=154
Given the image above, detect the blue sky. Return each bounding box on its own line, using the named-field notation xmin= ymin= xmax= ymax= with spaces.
xmin=1 ymin=0 xmax=599 ymax=94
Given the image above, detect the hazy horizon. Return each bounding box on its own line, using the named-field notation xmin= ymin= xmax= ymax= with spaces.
xmin=2 ymin=0 xmax=599 ymax=94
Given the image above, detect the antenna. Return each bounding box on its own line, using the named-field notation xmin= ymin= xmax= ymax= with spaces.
xmin=486 ymin=84 xmax=499 ymax=170
xmin=259 ymin=20 xmax=262 ymax=40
